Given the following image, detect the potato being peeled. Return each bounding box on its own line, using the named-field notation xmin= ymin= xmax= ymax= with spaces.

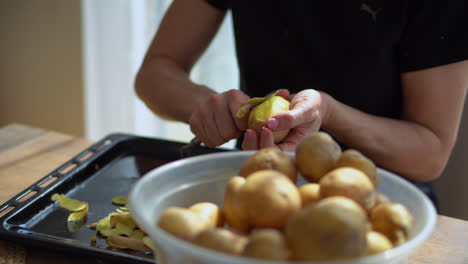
xmin=248 ymin=95 xmax=290 ymax=143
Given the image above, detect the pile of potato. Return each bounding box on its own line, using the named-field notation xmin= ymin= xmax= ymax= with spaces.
xmin=156 ymin=131 xmax=414 ymax=261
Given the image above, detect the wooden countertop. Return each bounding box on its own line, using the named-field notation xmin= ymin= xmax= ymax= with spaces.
xmin=0 ymin=123 xmax=467 ymax=264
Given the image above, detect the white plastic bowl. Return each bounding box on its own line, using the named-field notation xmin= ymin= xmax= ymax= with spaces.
xmin=128 ymin=151 xmax=437 ymax=264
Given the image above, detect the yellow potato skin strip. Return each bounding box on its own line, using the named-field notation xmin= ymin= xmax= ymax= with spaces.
xmin=115 ymin=222 xmax=134 ymax=236
xmin=67 ymin=203 xmax=89 ymax=221
xmin=130 ymin=229 xmax=146 ymax=240
xmin=51 ymin=193 xmax=87 ymax=212
xmin=235 ymin=91 xmax=280 ymax=118
xmin=112 ymin=196 xmax=128 ymax=206
xmin=106 ymin=235 xmax=151 ymax=252
xmin=110 ymin=213 xmax=135 ymax=229
xmin=99 ymin=228 xmax=123 ymax=237
xmin=142 ymin=236 xmax=156 ymax=251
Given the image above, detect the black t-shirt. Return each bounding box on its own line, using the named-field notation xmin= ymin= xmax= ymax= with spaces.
xmin=204 ymin=0 xmax=468 ymax=210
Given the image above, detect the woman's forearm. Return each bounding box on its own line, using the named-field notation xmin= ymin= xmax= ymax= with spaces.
xmin=134 ymin=0 xmax=226 ymax=124
xmin=135 ymin=56 xmax=216 ymax=123
xmin=321 ymin=61 xmax=468 ymax=182
xmin=320 ymin=92 xmax=450 ymax=182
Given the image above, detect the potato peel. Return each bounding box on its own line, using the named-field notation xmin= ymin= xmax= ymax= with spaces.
xmin=87 ymin=222 xmax=98 ymax=230
xmin=115 ymin=222 xmax=134 ymax=236
xmin=106 ymin=235 xmax=151 ymax=252
xmin=112 ymin=196 xmax=128 ymax=206
xmin=51 ymin=193 xmax=88 ymax=230
xmin=90 ymin=196 xmax=152 ymax=253
xmin=68 ymin=204 xmax=89 ymax=222
xmin=97 ymin=217 xmax=111 ymax=231
xmin=99 ymin=228 xmax=123 ymax=237
xmin=51 ymin=193 xmax=88 ymax=212
xmin=235 ymin=91 xmax=279 ymax=119
xmin=130 ymin=229 xmax=146 ymax=240
xmin=142 ymin=236 xmax=156 ymax=251
xmin=110 ymin=213 xmax=135 ymax=229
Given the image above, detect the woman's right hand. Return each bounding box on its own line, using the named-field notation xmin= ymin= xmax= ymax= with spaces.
xmin=189 ymin=89 xmax=250 ymax=148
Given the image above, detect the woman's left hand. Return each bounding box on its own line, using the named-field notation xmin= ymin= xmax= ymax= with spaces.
xmin=241 ymin=89 xmax=328 ymax=152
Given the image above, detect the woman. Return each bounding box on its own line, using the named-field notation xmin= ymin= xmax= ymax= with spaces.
xmin=135 ymin=0 xmax=468 ymax=209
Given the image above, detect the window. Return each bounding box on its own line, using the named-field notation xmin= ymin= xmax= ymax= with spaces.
xmin=82 ymin=0 xmax=238 ymax=148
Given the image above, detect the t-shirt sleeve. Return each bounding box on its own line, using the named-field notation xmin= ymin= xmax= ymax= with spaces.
xmin=398 ymin=0 xmax=468 ymax=72
xmin=204 ymin=0 xmax=230 ymax=11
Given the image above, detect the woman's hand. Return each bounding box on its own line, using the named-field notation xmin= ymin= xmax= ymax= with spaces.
xmin=189 ymin=89 xmax=250 ymax=148
xmin=242 ymin=89 xmax=328 ymax=152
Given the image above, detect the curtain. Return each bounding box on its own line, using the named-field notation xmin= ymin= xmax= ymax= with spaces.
xmin=81 ymin=0 xmax=238 ymax=148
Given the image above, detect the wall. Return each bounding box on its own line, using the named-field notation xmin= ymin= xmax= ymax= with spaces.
xmin=0 ymin=0 xmax=84 ymax=137
xmin=436 ymin=101 xmax=468 ymax=221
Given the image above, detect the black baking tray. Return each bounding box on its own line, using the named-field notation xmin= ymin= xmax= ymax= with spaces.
xmin=0 ymin=133 xmax=229 ymax=263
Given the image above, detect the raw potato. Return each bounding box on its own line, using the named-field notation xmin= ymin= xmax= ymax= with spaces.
xmin=238 ymin=147 xmax=297 ymax=183
xmin=366 ymin=231 xmax=393 ymax=255
xmin=248 ymin=96 xmax=290 ymax=143
xmin=368 ymin=192 xmax=391 ymax=215
xmin=189 ymin=202 xmax=224 ymax=229
xmin=285 ymin=197 xmax=368 ymax=261
xmin=193 ymin=228 xmax=248 ymax=256
xmin=296 ymin=132 xmax=342 ymax=182
xmin=236 ymin=91 xmax=279 ymax=119
xmin=152 ymin=131 xmax=418 ymax=261
xmin=320 ymin=167 xmax=376 ymax=210
xmin=242 ymin=229 xmax=290 ymax=261
xmin=375 ymin=193 xmax=391 ymax=206
xmin=370 ymin=203 xmax=413 ymax=246
xmin=242 ymin=170 xmax=301 ymax=229
xmin=223 ymin=176 xmax=249 ymax=233
xmin=336 ymin=149 xmax=379 ymax=188
xmin=157 ymin=207 xmax=205 ymax=241
xmin=298 ymin=183 xmax=321 ymax=207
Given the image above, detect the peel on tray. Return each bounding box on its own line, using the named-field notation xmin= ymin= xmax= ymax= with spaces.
xmin=87 ymin=196 xmax=156 ymax=252
xmin=51 ymin=193 xmax=89 ymax=222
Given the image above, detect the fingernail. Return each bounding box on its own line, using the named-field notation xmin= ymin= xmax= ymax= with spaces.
xmin=267 ymin=118 xmax=278 ymax=129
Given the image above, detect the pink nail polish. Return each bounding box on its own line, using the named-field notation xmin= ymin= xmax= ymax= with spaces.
xmin=267 ymin=118 xmax=279 ymax=129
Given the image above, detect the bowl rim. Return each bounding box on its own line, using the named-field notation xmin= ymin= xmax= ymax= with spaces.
xmin=128 ymin=151 xmax=437 ymax=264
